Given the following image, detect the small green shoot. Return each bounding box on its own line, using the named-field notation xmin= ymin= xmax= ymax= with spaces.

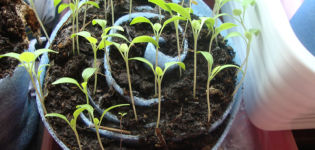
xmin=52 ymin=67 xmax=97 ymax=105
xmin=149 ymin=0 xmax=186 ymax=76
xmin=226 ymin=0 xmax=259 ymax=95
xmin=130 ymin=57 xmax=185 ymax=128
xmin=54 ymin=0 xmax=99 ymax=54
xmin=130 ymin=15 xmax=185 ymax=95
xmin=45 ymin=105 xmax=91 ymax=150
xmin=198 ymin=51 xmax=239 ymax=122
xmin=72 ymin=28 xmax=128 ymax=94
xmin=0 ymin=49 xmax=58 ymax=114
xmin=77 ymin=103 xmax=129 ymax=150
xmin=113 ymin=36 xmax=159 ymax=121
xmin=30 ymin=0 xmax=51 ymax=44
xmin=118 ymin=112 xmax=127 ymax=149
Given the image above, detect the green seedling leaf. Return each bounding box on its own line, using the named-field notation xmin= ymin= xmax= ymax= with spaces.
xmin=192 ymin=20 xmax=201 ymax=31
xmin=76 ymin=104 xmax=94 ymax=117
xmin=20 ymin=52 xmax=36 ymax=63
xmin=204 ymin=17 xmax=215 ymax=30
xmin=214 ymin=13 xmax=229 ymax=20
xmin=34 ymin=49 xmax=58 ymax=59
xmin=81 ymin=82 xmax=87 ymax=92
xmin=104 ymin=33 xmax=129 ymax=43
xmin=233 ymin=9 xmax=242 ymax=16
xmin=164 ymin=62 xmax=185 ymax=72
xmin=153 ymin=23 xmax=162 ymax=32
xmin=104 ymin=26 xmax=124 ymax=35
xmin=58 ymin=3 xmax=69 ymax=13
xmin=249 ymin=28 xmax=260 ymax=36
xmin=118 ymin=112 xmax=127 ymax=117
xmin=210 ymin=64 xmax=239 ymax=80
xmin=99 ymin=104 xmax=130 ymax=124
xmin=242 ymin=0 xmax=255 ymax=7
xmin=81 ymin=1 xmax=100 ymax=9
xmin=130 ymin=17 xmax=152 ymax=25
xmin=45 ymin=113 xmax=70 ymax=125
xmin=82 ymin=67 xmax=97 ymax=82
xmin=92 ymin=19 xmax=107 ymax=30
xmin=224 ymin=31 xmax=243 ymax=40
xmin=198 ymin=51 xmax=213 ymax=68
xmin=72 ymin=31 xmax=97 ymax=44
xmin=167 ymin=3 xmax=191 ymax=20
xmin=119 ymin=44 xmax=129 ymax=53
xmin=245 ymin=31 xmax=252 ymax=39
xmin=148 ymin=0 xmax=171 ymax=12
xmin=131 ymin=36 xmax=159 ymax=48
xmin=69 ymin=3 xmax=75 ymax=12
xmin=163 ymin=16 xmax=186 ymax=27
xmin=71 ymin=31 xmax=91 ymax=39
xmin=52 ymin=77 xmax=80 ymax=88
xmin=98 ymin=40 xmax=113 ymax=49
xmin=54 ymin=0 xmax=62 ymax=7
xmin=216 ymin=23 xmax=237 ymax=32
xmin=129 ymin=57 xmax=154 ymax=72
xmin=70 ymin=119 xmax=76 ymax=130
xmin=37 ymin=64 xmax=50 ymax=79
xmin=0 ymin=52 xmax=20 ymax=60
xmin=93 ymin=118 xmax=100 ymax=125
xmin=156 ymin=67 xmax=163 ymax=77
xmin=221 ymin=0 xmax=232 ymax=6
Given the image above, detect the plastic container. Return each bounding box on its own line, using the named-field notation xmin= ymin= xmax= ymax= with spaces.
xmin=36 ymin=0 xmax=243 ymax=149
xmin=222 ymin=0 xmax=315 ymax=130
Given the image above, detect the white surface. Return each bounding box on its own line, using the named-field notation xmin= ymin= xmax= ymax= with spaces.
xmin=222 ymin=0 xmax=315 ymax=130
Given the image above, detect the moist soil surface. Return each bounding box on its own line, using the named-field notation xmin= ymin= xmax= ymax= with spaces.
xmin=44 ymin=0 xmax=237 ymax=149
xmin=0 ymin=1 xmax=29 ymax=78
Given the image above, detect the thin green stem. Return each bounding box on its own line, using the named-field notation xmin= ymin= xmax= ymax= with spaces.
xmin=159 ymin=7 xmax=162 ymax=24
xmin=154 ymin=36 xmax=160 ymax=96
xmin=126 ymin=60 xmax=138 ymax=121
xmin=83 ymin=3 xmax=87 ymax=29
xmin=232 ymin=37 xmax=251 ymax=96
xmin=208 ymin=36 xmax=214 ymax=53
xmin=76 ymin=8 xmax=80 ymax=54
xmin=95 ymin=125 xmax=104 ymax=150
xmin=111 ymin=0 xmax=114 ymax=25
xmin=93 ymin=51 xmax=98 ymax=95
xmin=28 ymin=69 xmax=47 ymax=114
xmin=175 ymin=22 xmax=182 ymax=77
xmin=181 ymin=20 xmax=189 ymax=50
xmin=72 ymin=15 xmax=75 ymax=54
xmin=193 ymin=36 xmax=198 ymax=99
xmin=73 ymin=129 xmax=82 ymax=150
xmin=206 ymin=78 xmax=211 ymax=122
xmin=156 ymin=79 xmax=162 ymax=128
xmin=129 ymin=0 xmax=132 ymax=20
xmin=29 ymin=0 xmax=51 ymax=45
xmin=104 ymin=0 xmax=107 ymax=20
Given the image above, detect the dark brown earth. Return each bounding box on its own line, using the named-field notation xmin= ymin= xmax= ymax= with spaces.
xmin=0 ymin=0 xmax=40 ymax=78
xmin=44 ymin=0 xmax=237 ymax=149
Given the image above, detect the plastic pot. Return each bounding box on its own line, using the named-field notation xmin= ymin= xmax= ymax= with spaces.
xmin=222 ymin=0 xmax=315 ymax=130
xmin=0 ymin=38 xmax=41 ymax=149
xmin=36 ymin=0 xmax=243 ymax=149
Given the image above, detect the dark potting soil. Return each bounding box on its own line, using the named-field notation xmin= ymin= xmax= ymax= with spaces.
xmin=0 ymin=1 xmax=31 ymax=78
xmin=44 ymin=0 xmax=237 ymax=149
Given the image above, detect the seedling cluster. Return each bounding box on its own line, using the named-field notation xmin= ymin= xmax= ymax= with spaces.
xmin=0 ymin=0 xmax=259 ymax=149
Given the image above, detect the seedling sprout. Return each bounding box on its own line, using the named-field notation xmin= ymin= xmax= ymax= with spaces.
xmin=113 ymin=36 xmax=159 ymax=121
xmin=0 ymin=49 xmax=58 ymax=114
